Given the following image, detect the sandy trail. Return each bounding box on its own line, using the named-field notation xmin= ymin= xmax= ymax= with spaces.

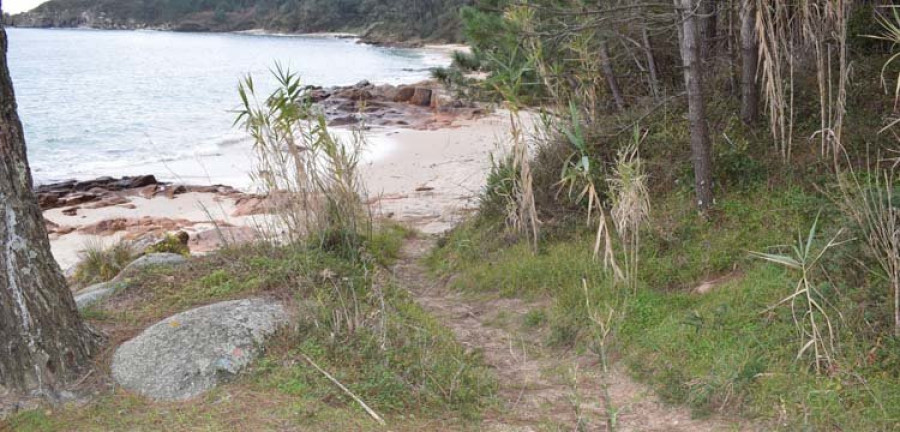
xmin=394 ymin=237 xmax=753 ymax=431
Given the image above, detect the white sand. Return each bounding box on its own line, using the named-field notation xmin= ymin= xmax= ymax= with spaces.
xmin=46 ymin=112 xmax=516 ymax=269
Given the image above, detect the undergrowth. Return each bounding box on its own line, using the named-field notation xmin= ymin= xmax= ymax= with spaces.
xmin=9 ymin=223 xmax=494 ymax=431
xmin=430 ymin=180 xmax=900 ymax=429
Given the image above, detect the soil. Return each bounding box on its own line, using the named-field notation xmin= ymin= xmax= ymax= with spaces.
xmin=394 ymin=236 xmax=756 ymax=431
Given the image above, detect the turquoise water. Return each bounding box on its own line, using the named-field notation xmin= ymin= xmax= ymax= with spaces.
xmin=7 ymin=28 xmax=444 ymax=184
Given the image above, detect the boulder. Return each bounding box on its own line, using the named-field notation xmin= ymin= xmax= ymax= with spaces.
xmin=409 ymin=88 xmax=433 ymax=107
xmin=189 ymin=226 xmax=259 ymax=254
xmin=394 ymin=85 xmax=416 ymax=102
xmin=118 ymin=253 xmax=187 ymax=279
xmin=111 ymin=299 xmax=290 ymax=400
xmin=74 ymin=280 xmax=128 ymax=310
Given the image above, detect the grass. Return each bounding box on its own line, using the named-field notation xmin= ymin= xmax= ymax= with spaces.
xmin=71 ymin=240 xmax=137 ymax=286
xmin=429 ymin=183 xmax=900 ymax=430
xmin=7 ymin=223 xmax=493 ymax=431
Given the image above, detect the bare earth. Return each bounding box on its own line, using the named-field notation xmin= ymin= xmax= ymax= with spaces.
xmin=395 ymin=237 xmax=754 ymax=431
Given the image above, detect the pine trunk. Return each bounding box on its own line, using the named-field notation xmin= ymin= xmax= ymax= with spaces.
xmin=0 ymin=27 xmax=99 ymax=395
xmin=642 ymin=26 xmax=661 ymax=99
xmin=599 ymin=40 xmax=626 ymax=111
xmin=677 ymin=0 xmax=714 ymax=213
xmin=740 ymin=0 xmax=759 ymax=125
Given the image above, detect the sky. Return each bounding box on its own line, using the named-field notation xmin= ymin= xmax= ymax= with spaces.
xmin=4 ymin=0 xmax=49 ymax=14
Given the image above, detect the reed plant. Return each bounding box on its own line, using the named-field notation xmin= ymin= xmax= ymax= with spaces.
xmin=235 ymin=64 xmax=370 ymax=259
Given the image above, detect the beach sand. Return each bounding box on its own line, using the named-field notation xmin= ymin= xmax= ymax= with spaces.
xmin=45 ymin=112 xmax=515 ymax=270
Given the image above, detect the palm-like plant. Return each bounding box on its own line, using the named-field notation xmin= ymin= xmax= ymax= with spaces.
xmin=751 ymin=214 xmax=845 ymax=374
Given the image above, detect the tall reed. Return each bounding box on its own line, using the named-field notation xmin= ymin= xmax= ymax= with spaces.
xmin=235 ymin=64 xmax=370 ymax=257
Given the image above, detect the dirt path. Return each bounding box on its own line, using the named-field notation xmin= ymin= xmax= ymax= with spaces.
xmin=394 ymin=237 xmax=752 ymax=432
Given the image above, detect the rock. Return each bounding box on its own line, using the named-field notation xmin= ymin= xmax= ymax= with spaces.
xmin=189 ymin=226 xmax=259 ymax=254
xmin=118 ymin=252 xmax=187 ymax=279
xmin=336 ymin=88 xmax=373 ymax=101
xmin=36 ymin=175 xmax=162 ymax=210
xmin=308 ymin=89 xmax=331 ymax=103
xmin=122 ymin=175 xmax=158 ymax=189
xmin=61 ymin=193 xmax=97 ymax=207
xmin=39 ymin=193 xmax=59 ymax=208
xmin=111 ymin=299 xmax=289 ymax=400
xmin=161 ymin=184 xmax=187 ymax=199
xmin=74 ymin=280 xmax=128 ymax=310
xmin=329 ymin=115 xmax=359 ymax=127
xmin=409 ymin=88 xmax=432 ymax=106
xmin=79 ymin=218 xmax=129 ymax=235
xmin=84 ymin=195 xmax=130 ymax=209
xmin=394 ymin=85 xmax=416 ymax=102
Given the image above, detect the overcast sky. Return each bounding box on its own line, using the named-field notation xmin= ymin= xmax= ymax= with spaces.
xmin=4 ymin=0 xmax=48 ymax=14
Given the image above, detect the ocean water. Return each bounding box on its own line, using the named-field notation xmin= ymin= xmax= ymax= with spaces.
xmin=6 ymin=28 xmax=446 ymax=186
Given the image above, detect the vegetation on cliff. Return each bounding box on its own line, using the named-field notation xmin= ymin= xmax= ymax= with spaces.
xmin=9 ymin=0 xmax=472 ymax=44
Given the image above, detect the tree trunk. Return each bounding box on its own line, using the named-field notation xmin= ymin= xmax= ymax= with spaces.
xmin=699 ymin=0 xmax=718 ymax=61
xmin=0 ymin=27 xmax=99 ymax=395
xmin=599 ymin=40 xmax=626 ymax=111
xmin=642 ymin=25 xmax=661 ymax=99
xmin=676 ymin=0 xmax=714 ymax=213
xmin=740 ymin=0 xmax=759 ymax=125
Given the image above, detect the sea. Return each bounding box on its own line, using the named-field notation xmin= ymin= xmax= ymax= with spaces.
xmin=7 ymin=28 xmax=447 ymax=187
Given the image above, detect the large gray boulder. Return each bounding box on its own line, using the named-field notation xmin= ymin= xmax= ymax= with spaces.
xmin=111 ymin=298 xmax=290 ymax=400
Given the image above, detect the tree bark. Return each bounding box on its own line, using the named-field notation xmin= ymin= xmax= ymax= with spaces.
xmin=676 ymin=0 xmax=714 ymax=213
xmin=642 ymin=25 xmax=661 ymax=99
xmin=740 ymin=0 xmax=759 ymax=125
xmin=0 ymin=27 xmax=99 ymax=395
xmin=599 ymin=40 xmax=626 ymax=111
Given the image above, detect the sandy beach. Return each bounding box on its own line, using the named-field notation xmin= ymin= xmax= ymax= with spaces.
xmin=44 ymin=112 xmax=514 ymax=270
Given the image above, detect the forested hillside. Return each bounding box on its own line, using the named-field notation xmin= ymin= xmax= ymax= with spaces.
xmin=7 ymin=0 xmax=471 ymax=43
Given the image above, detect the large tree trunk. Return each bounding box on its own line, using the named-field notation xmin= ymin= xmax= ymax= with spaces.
xmin=0 ymin=27 xmax=99 ymax=395
xmin=740 ymin=0 xmax=759 ymax=125
xmin=676 ymin=0 xmax=714 ymax=213
xmin=599 ymin=40 xmax=626 ymax=111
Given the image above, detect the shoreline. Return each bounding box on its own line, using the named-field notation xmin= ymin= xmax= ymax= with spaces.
xmin=45 ymin=112 xmax=513 ymax=270
xmin=8 ymin=25 xmax=465 ymax=49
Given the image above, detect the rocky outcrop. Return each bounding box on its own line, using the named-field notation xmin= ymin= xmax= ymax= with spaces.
xmin=312 ymin=80 xmax=485 ymax=130
xmin=35 ymin=175 xmax=246 ymax=211
xmin=111 ymin=298 xmax=290 ymax=400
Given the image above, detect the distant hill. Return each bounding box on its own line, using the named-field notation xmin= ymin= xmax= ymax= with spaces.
xmin=7 ymin=0 xmax=472 ymax=44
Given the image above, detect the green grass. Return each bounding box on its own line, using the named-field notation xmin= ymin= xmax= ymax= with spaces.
xmin=430 ymin=184 xmax=900 ymax=430
xmin=7 ymin=223 xmax=492 ymax=431
xmin=71 ymin=240 xmax=137 ymax=286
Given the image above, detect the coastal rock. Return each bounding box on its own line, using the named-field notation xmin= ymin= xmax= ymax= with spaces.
xmin=409 ymin=88 xmax=433 ymax=107
xmin=314 ymin=80 xmax=486 ymax=130
xmin=36 ymin=175 xmax=161 ymax=210
xmin=111 ymin=298 xmax=290 ymax=400
xmin=78 ymin=216 xmax=197 ymax=237
xmin=189 ymin=226 xmax=260 ymax=254
xmin=394 ymin=85 xmax=416 ymax=102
